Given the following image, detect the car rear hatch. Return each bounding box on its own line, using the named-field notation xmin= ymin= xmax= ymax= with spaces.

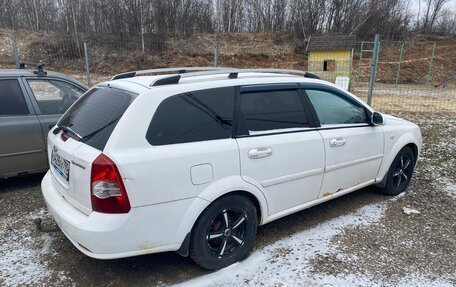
xmin=47 ymin=86 xmax=137 ymax=215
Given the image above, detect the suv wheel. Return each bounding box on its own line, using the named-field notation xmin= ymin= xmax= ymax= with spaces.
xmin=381 ymin=146 xmax=415 ymax=196
xmin=189 ymin=194 xmax=258 ymax=270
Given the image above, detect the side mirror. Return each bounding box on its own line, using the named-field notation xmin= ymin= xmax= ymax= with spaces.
xmin=371 ymin=112 xmax=385 ymax=125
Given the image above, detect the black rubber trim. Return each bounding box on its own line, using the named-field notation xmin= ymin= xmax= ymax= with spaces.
xmin=152 ymin=75 xmax=181 ymax=86
xmin=112 ymin=72 xmax=136 ymax=80
xmin=177 ymin=232 xmax=191 ymax=257
xmin=304 ymin=72 xmax=320 ymax=79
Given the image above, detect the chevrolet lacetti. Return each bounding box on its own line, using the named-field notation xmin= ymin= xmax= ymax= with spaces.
xmin=41 ymin=67 xmax=422 ymax=270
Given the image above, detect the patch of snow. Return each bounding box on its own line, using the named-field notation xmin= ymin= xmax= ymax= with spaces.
xmin=175 ymin=202 xmax=452 ymax=287
xmin=175 ymin=204 xmax=387 ymax=287
xmin=402 ymin=206 xmax=421 ymax=215
xmin=0 ymin=210 xmax=72 ymax=286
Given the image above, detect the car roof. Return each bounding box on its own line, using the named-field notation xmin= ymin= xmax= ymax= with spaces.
xmin=0 ymin=69 xmax=77 ymax=81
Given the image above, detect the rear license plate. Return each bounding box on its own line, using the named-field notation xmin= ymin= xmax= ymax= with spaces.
xmin=51 ymin=146 xmax=70 ymax=181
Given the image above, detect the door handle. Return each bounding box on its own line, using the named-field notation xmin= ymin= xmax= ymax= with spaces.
xmin=248 ymin=147 xmax=273 ymax=159
xmin=329 ymin=138 xmax=346 ymax=147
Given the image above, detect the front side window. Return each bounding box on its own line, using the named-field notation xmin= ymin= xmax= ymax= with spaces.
xmin=27 ymin=80 xmax=84 ymax=114
xmin=239 ymin=89 xmax=309 ymax=135
xmin=147 ymin=87 xmax=234 ymax=145
xmin=0 ymin=79 xmax=29 ymax=116
xmin=305 ymin=89 xmax=367 ymax=125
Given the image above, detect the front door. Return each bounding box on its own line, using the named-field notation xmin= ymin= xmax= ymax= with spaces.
xmin=235 ymin=85 xmax=325 ymax=215
xmin=304 ymin=87 xmax=384 ymax=196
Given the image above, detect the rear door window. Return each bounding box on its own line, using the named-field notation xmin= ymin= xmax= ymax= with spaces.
xmin=146 ymin=87 xmax=234 ymax=145
xmin=58 ymin=86 xmax=136 ymax=150
xmin=0 ymin=79 xmax=29 ymax=116
xmin=238 ymin=89 xmax=309 ymax=135
xmin=27 ymin=79 xmax=84 ymax=114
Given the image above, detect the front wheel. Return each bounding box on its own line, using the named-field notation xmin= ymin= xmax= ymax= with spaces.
xmin=381 ymin=146 xmax=415 ymax=196
xmin=189 ymin=194 xmax=258 ymax=270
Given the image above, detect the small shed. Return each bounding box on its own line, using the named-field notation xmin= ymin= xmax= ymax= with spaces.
xmin=306 ymin=35 xmax=355 ymax=85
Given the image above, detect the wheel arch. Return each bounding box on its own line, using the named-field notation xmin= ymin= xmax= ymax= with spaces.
xmin=376 ymin=137 xmax=420 ymax=187
xmin=176 ymin=177 xmax=268 ymax=257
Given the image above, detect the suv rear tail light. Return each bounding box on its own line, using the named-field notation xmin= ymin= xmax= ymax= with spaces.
xmin=90 ymin=154 xmax=131 ymax=213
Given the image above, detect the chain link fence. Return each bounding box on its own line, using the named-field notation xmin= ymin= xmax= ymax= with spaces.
xmin=1 ymin=30 xmax=454 ymax=116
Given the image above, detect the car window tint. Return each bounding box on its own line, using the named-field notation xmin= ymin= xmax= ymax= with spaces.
xmin=239 ymin=89 xmax=308 ymax=134
xmin=147 ymin=87 xmax=234 ymax=145
xmin=305 ymin=89 xmax=366 ymax=125
xmin=27 ymin=80 xmax=83 ymax=114
xmin=0 ymin=79 xmax=29 ymax=116
xmin=58 ymin=87 xmax=136 ymax=151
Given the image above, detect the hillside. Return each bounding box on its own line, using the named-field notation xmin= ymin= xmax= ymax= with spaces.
xmin=1 ymin=29 xmax=455 ymax=85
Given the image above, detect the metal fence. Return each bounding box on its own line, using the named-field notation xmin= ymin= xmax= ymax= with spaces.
xmin=1 ymin=31 xmax=455 ymax=116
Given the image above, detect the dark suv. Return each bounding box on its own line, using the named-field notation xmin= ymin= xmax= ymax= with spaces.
xmin=0 ymin=67 xmax=87 ymax=179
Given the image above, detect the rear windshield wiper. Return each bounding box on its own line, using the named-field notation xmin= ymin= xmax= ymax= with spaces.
xmin=53 ymin=124 xmax=82 ymax=140
xmin=79 ymin=116 xmax=121 ymax=142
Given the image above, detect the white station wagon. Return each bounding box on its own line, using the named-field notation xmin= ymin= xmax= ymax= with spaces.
xmin=41 ymin=67 xmax=422 ymax=269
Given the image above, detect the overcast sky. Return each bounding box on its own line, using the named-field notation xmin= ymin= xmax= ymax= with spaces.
xmin=408 ymin=0 xmax=456 ymax=17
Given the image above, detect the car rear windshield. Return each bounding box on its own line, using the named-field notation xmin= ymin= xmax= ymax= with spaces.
xmin=58 ymin=86 xmax=136 ymax=151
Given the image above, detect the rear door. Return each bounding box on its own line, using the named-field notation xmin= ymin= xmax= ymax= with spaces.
xmin=0 ymin=78 xmax=47 ymax=177
xmin=235 ymin=84 xmax=325 ymax=215
xmin=22 ymin=78 xmax=85 ymax=141
xmin=47 ymin=86 xmax=136 ymax=214
xmin=303 ymin=87 xmax=384 ymax=196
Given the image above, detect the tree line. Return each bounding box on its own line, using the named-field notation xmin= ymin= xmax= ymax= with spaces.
xmin=0 ymin=0 xmax=454 ymax=41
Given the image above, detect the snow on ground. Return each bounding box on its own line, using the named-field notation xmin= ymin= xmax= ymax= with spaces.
xmin=0 ymin=208 xmax=72 ymax=287
xmin=175 ymin=201 xmax=453 ymax=287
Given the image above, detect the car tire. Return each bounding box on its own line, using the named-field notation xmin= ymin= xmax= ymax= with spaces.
xmin=189 ymin=194 xmax=258 ymax=270
xmin=381 ymin=146 xmax=415 ymax=196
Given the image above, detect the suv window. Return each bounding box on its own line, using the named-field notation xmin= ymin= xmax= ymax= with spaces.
xmin=305 ymin=89 xmax=367 ymax=125
xmin=147 ymin=87 xmax=234 ymax=145
xmin=27 ymin=79 xmax=84 ymax=114
xmin=239 ymin=89 xmax=309 ymax=134
xmin=58 ymin=86 xmax=136 ymax=151
xmin=0 ymin=79 xmax=29 ymax=116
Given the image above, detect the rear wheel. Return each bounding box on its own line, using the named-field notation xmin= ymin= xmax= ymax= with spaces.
xmin=381 ymin=146 xmax=415 ymax=196
xmin=189 ymin=194 xmax=258 ymax=270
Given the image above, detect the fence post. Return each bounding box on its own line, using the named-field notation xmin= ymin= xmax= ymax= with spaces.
xmin=356 ymin=42 xmax=364 ymax=85
xmin=395 ymin=42 xmax=404 ymax=85
xmin=425 ymin=43 xmax=436 ymax=86
xmin=367 ymin=34 xmax=380 ymax=106
xmin=12 ymin=36 xmax=20 ymax=68
xmin=83 ymin=41 xmax=91 ymax=86
xmin=214 ymin=44 xmax=219 ymax=67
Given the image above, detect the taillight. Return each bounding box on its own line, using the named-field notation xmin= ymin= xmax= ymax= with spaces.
xmin=90 ymin=154 xmax=131 ymax=213
xmin=60 ymin=132 xmax=69 ymax=142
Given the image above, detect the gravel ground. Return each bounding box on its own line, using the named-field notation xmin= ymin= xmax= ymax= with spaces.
xmin=0 ymin=113 xmax=454 ymax=286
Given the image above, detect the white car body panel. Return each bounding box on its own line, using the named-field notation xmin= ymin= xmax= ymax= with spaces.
xmin=318 ymin=126 xmax=384 ymax=196
xmin=41 ymin=73 xmax=422 ymax=259
xmin=236 ymin=130 xmax=325 ymax=215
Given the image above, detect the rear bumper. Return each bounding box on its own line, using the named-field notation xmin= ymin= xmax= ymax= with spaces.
xmin=41 ymin=171 xmax=207 ymax=259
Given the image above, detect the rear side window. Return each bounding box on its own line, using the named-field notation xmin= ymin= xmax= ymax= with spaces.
xmin=0 ymin=79 xmax=29 ymax=116
xmin=146 ymin=87 xmax=234 ymax=145
xmin=239 ymin=89 xmax=309 ymax=134
xmin=58 ymin=86 xmax=136 ymax=150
